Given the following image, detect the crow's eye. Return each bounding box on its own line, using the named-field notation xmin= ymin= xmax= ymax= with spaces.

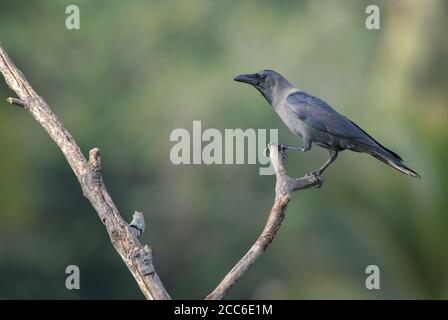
xmin=257 ymin=73 xmax=266 ymax=81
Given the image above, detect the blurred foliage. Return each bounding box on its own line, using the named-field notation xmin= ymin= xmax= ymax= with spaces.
xmin=0 ymin=0 xmax=447 ymax=299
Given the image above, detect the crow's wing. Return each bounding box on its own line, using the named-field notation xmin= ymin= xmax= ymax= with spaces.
xmin=285 ymin=91 xmax=403 ymax=160
xmin=286 ymin=91 xmax=375 ymax=145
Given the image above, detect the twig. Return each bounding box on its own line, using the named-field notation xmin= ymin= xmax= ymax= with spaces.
xmin=206 ymin=144 xmax=323 ymax=300
xmin=6 ymin=97 xmax=26 ymax=108
xmin=0 ymin=45 xmax=170 ymax=300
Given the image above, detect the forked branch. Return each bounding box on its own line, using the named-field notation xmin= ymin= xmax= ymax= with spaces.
xmin=206 ymin=145 xmax=323 ymax=299
xmin=0 ymin=45 xmax=323 ymax=300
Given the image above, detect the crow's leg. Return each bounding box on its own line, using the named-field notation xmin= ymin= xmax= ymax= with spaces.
xmin=264 ymin=138 xmax=311 ymax=161
xmin=264 ymin=138 xmax=311 ymax=159
xmin=314 ymin=149 xmax=338 ymax=175
xmin=279 ymin=138 xmax=311 ymax=153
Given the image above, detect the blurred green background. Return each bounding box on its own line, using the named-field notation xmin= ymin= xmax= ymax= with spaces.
xmin=0 ymin=0 xmax=447 ymax=299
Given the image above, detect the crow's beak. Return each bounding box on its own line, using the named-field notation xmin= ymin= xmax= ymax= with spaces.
xmin=233 ymin=73 xmax=259 ymax=85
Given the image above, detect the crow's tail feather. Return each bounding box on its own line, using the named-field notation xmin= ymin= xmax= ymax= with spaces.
xmin=369 ymin=148 xmax=420 ymax=178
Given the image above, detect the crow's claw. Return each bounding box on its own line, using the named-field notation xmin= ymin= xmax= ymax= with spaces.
xmin=306 ymin=171 xmax=324 ymax=188
xmin=263 ymin=145 xmax=270 ymax=158
xmin=278 ymin=144 xmax=287 ymax=152
xmin=265 ymin=144 xmax=288 ymax=163
xmin=281 ymin=151 xmax=288 ymax=163
xmin=275 ymin=144 xmax=288 ymax=163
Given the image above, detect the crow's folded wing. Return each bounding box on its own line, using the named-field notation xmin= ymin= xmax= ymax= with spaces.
xmin=285 ymin=91 xmax=376 ymax=145
xmin=285 ymin=91 xmax=403 ymax=160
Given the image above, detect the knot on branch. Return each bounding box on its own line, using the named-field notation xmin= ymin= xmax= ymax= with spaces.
xmin=110 ymin=227 xmax=125 ymax=245
xmin=129 ymin=211 xmax=146 ymax=238
xmin=88 ymin=148 xmax=102 ymax=188
xmin=132 ymin=245 xmax=155 ymax=276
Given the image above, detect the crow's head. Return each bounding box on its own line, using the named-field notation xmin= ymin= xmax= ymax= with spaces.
xmin=234 ymin=69 xmax=292 ymax=105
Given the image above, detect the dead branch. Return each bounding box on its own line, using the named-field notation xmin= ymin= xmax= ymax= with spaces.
xmin=0 ymin=45 xmax=323 ymax=300
xmin=0 ymin=45 xmax=170 ymax=300
xmin=205 ymin=144 xmax=323 ymax=299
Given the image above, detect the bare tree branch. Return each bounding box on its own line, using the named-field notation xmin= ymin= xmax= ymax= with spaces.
xmin=0 ymin=45 xmax=323 ymax=300
xmin=206 ymin=144 xmax=323 ymax=300
xmin=0 ymin=45 xmax=171 ymax=300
